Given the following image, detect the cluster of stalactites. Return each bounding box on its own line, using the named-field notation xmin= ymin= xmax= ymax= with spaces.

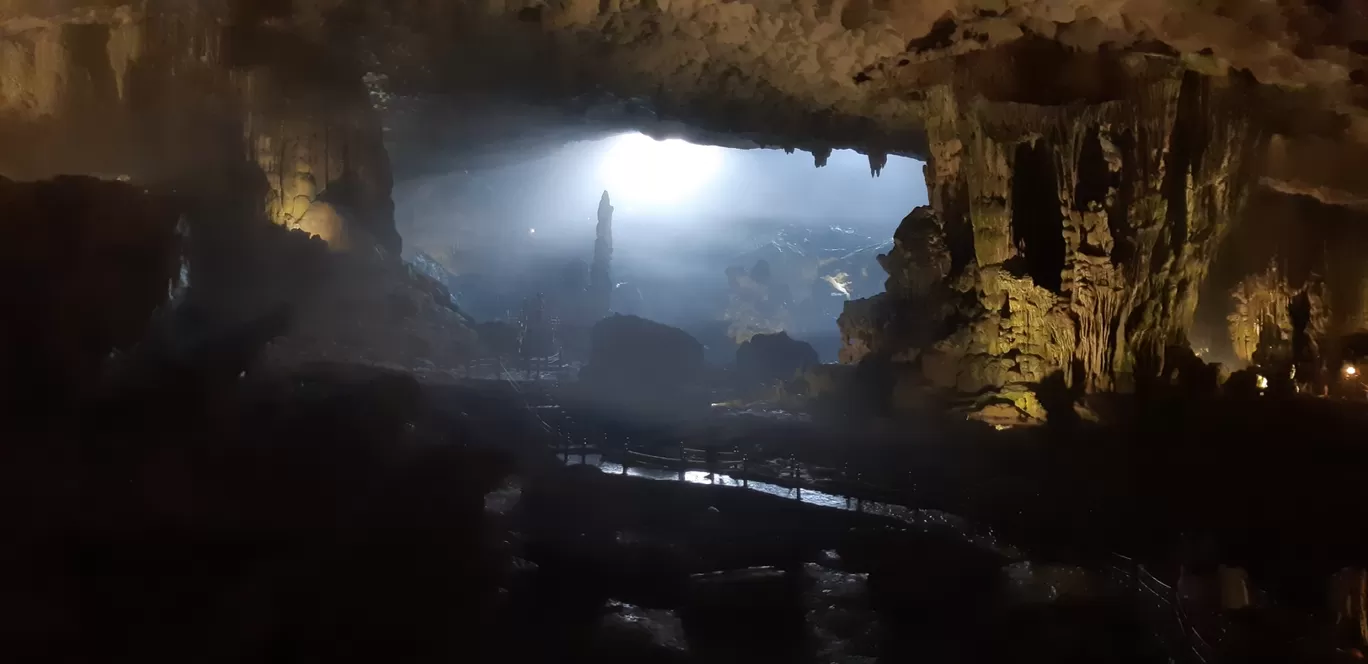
xmin=1228 ymin=261 xmax=1294 ymax=365
xmin=838 ymin=66 xmax=1265 ymax=414
xmin=1227 ymin=260 xmax=1331 ymax=368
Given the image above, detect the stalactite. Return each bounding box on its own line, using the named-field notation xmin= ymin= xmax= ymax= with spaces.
xmin=811 ymin=147 xmax=831 ymax=168
xmin=839 ymin=59 xmax=1266 ymax=419
xmin=1228 ymin=259 xmax=1293 ymax=364
xmin=965 ymin=131 xmax=1015 ymax=267
xmin=240 ymin=65 xmax=395 ymax=251
xmin=867 ymin=151 xmax=887 ymax=177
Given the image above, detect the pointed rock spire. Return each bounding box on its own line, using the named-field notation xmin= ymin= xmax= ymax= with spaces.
xmin=590 ymin=191 xmax=614 ymax=320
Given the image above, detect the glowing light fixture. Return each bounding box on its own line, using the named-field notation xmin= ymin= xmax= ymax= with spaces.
xmin=1347 ymin=365 xmax=1359 ymax=377
xmin=600 ymin=133 xmax=723 ymax=208
xmin=1256 ymin=374 xmax=1269 ymax=390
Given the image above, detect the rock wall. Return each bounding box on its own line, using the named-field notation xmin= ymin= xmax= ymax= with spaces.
xmin=840 ymin=59 xmax=1266 ymax=420
xmin=736 ymin=331 xmax=818 ymax=387
xmin=1196 ymin=187 xmax=1368 ymax=366
xmin=0 ymin=176 xmax=181 ymax=414
xmin=724 ymin=259 xmax=792 ymax=344
xmin=0 ymin=5 xmax=397 ymax=252
xmin=1227 ymin=261 xmax=1297 ymax=366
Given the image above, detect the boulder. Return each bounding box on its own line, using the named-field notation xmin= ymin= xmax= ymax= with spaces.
xmin=580 ymin=315 xmax=706 ymax=416
xmin=735 ymin=332 xmax=819 ymax=387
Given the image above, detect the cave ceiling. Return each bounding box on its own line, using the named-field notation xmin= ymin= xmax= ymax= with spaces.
xmin=3 ymin=0 xmax=1368 ymax=203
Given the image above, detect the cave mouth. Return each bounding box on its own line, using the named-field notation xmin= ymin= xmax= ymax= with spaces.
xmin=392 ymin=131 xmax=926 ymax=363
xmin=1010 ymin=140 xmax=1066 ymax=294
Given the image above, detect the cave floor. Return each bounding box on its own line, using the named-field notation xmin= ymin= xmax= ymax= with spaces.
xmin=5 ymin=364 xmax=1365 ymax=663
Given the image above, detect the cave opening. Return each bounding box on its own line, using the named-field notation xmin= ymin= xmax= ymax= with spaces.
xmin=393 ymin=132 xmax=925 ymax=363
xmin=1009 ymin=140 xmax=1066 ymax=293
xmin=13 ymin=6 xmax=1368 ymax=664
xmin=11 ymin=7 xmax=1368 ymax=662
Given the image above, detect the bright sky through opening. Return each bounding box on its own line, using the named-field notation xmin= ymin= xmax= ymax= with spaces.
xmin=599 ymin=133 xmax=725 ymax=209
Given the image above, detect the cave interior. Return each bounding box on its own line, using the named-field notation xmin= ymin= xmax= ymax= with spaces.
xmin=6 ymin=0 xmax=1368 ymax=662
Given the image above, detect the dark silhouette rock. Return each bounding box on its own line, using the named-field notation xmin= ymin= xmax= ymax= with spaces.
xmin=580 ymin=315 xmax=705 ymax=416
xmin=0 ymin=176 xmax=181 ymax=417
xmin=736 ymin=332 xmax=819 ymax=387
xmin=476 ymin=321 xmax=521 ymax=361
xmin=590 ymin=191 xmax=614 ymax=320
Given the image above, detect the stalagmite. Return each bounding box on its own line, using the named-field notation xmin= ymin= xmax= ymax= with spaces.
xmin=590 ymin=190 xmax=614 ymax=320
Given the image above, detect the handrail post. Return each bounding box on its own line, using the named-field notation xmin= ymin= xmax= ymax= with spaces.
xmin=843 ymin=460 xmax=851 ymax=509
xmin=855 ymin=470 xmax=863 ymax=513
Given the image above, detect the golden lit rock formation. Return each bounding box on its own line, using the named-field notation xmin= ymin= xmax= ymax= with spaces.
xmin=840 ymin=59 xmax=1266 ymax=418
xmin=5 ymin=0 xmax=1368 ymax=397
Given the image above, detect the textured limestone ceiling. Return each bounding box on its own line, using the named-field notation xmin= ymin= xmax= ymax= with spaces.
xmin=5 ymin=0 xmax=1368 ymax=198
xmin=352 ymin=0 xmax=1368 ymax=173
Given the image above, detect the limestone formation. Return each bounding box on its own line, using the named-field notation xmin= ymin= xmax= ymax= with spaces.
xmin=245 ymin=77 xmax=395 ymax=250
xmin=0 ymin=4 xmax=396 ymax=252
xmin=6 ymin=0 xmax=1368 ymax=405
xmin=7 ymin=0 xmax=1368 ymax=205
xmin=724 ymin=260 xmax=792 ymax=344
xmin=590 ymin=191 xmax=613 ymax=320
xmin=1224 ymin=259 xmax=1333 ymax=384
xmin=735 ymin=331 xmax=819 ymax=387
xmin=580 ymin=314 xmax=706 ymax=415
xmin=1228 ymin=261 xmax=1296 ymax=366
xmin=840 ymin=61 xmax=1267 ymax=419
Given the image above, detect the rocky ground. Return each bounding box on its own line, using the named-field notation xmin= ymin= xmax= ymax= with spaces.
xmin=5 ymin=349 xmax=1368 ymax=663
xmin=532 ymin=378 xmax=1368 ymax=660
xmin=0 ymin=360 xmax=1184 ymax=664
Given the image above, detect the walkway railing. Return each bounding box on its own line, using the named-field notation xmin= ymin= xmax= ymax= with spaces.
xmin=503 ymin=374 xmax=1219 ymax=664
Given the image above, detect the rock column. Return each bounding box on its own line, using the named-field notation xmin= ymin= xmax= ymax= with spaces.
xmin=590 ymin=190 xmax=614 ymax=320
xmin=840 ymin=58 xmax=1266 ymax=421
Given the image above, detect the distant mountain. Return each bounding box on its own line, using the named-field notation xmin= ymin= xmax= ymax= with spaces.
xmin=723 ymin=224 xmax=891 ymax=359
xmin=733 ymin=224 xmax=890 ymax=303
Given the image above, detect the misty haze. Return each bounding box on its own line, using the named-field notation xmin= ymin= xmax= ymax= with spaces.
xmin=11 ymin=2 xmax=1368 ymax=663
xmin=397 ymin=134 xmax=925 ymax=361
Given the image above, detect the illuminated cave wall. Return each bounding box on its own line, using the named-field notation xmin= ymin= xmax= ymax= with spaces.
xmin=1197 ymin=188 xmax=1368 ymax=367
xmin=839 ymin=59 xmax=1265 ymax=420
xmin=0 ymin=9 xmax=396 ymax=252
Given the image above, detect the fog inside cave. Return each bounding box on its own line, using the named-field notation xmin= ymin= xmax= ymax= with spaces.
xmin=396 ymin=133 xmax=927 ymax=361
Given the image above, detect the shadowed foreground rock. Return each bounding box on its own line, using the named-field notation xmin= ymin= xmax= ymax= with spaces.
xmin=3 ymin=347 xmax=514 ymax=664
xmin=0 ymin=176 xmax=181 ymax=416
xmin=579 ymin=314 xmax=707 ymax=417
xmin=736 ymin=331 xmax=819 ymax=387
